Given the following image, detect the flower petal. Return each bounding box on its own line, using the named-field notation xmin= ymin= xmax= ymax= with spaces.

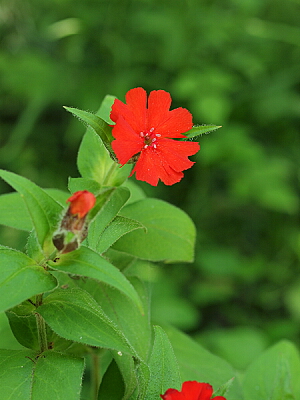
xmin=132 ymin=148 xmax=184 ymax=186
xmin=147 ymin=90 xmax=172 ymax=128
xmin=158 ymin=138 xmax=200 ymax=172
xmin=181 ymin=381 xmax=214 ymax=400
xmin=112 ymin=116 xmax=143 ymax=164
xmin=155 ymin=107 xmax=193 ymax=137
xmin=160 ymin=388 xmax=185 ymax=400
xmin=111 ymin=87 xmax=147 ymax=133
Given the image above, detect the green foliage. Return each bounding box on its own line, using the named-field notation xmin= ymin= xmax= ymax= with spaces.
xmin=113 ymin=198 xmax=196 ymax=262
xmin=144 ymin=326 xmax=181 ymax=400
xmin=0 ymin=246 xmax=57 ymax=313
xmin=243 ymin=341 xmax=300 ymax=400
xmin=0 ymin=349 xmax=84 ymax=400
xmin=1 ymin=0 xmax=300 ymax=398
xmin=48 ymin=246 xmax=143 ymax=311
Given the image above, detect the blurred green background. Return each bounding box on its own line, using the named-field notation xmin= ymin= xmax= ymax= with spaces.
xmin=1 ymin=0 xmax=300 ymax=372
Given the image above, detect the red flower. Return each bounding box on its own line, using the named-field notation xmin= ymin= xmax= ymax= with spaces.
xmin=110 ymin=87 xmax=200 ymax=186
xmin=67 ymin=190 xmax=96 ymax=218
xmin=160 ymin=381 xmax=226 ymax=400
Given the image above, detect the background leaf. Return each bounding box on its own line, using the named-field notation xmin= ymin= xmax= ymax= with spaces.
xmin=112 ymin=198 xmax=196 ymax=262
xmin=243 ymin=340 xmax=300 ymax=400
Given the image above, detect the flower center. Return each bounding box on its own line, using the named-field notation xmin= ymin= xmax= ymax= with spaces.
xmin=139 ymin=128 xmax=161 ymax=149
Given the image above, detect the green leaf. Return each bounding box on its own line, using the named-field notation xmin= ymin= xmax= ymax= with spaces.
xmin=77 ymin=276 xmax=151 ymax=361
xmin=68 ymin=177 xmax=101 ymax=194
xmin=0 ymin=189 xmax=67 ymax=233
xmin=74 ymin=276 xmax=151 ymax=398
xmin=64 ymin=106 xmax=114 ymax=150
xmin=97 ymin=359 xmax=125 ymax=400
xmin=32 ymin=351 xmax=85 ymax=400
xmin=96 ymin=216 xmax=144 ymax=254
xmin=163 ymin=325 xmax=243 ymax=400
xmin=48 ymin=246 xmax=143 ymax=312
xmin=112 ymin=199 xmax=196 ymax=262
xmin=145 ymin=326 xmax=181 ymax=400
xmin=97 ymin=94 xmax=116 ymax=124
xmin=6 ymin=311 xmax=39 ymax=350
xmin=0 ymin=192 xmax=32 ymax=231
xmin=0 ymin=170 xmax=63 ymax=250
xmin=0 ymin=349 xmax=85 ymax=400
xmin=0 ymin=246 xmax=57 ymax=313
xmin=88 ymin=186 xmax=131 ymax=249
xmin=243 ymin=340 xmax=300 ymax=400
xmin=0 ymin=349 xmax=37 ymax=399
xmin=76 ymin=129 xmax=132 ymax=186
xmin=185 ymin=124 xmax=222 ymax=139
xmin=37 ymin=287 xmax=137 ymax=355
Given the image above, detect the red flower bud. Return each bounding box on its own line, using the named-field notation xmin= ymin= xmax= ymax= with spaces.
xmin=66 ymin=190 xmax=96 ymax=218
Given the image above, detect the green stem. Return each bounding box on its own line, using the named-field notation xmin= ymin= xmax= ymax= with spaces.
xmin=102 ymin=162 xmax=118 ymax=186
xmin=35 ymin=294 xmax=48 ymax=353
xmin=91 ymin=351 xmax=100 ymax=400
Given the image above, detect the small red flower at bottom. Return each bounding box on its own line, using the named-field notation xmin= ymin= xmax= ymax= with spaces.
xmin=110 ymin=87 xmax=200 ymax=186
xmin=160 ymin=381 xmax=226 ymax=400
xmin=67 ymin=190 xmax=96 ymax=218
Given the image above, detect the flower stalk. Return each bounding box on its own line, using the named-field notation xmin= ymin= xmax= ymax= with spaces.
xmin=35 ymin=294 xmax=48 ymax=353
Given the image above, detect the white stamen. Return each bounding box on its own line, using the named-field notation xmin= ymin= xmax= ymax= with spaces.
xmin=156 ymin=133 xmax=161 ymax=137
xmin=149 ymin=127 xmax=154 ymax=132
xmin=140 ymin=132 xmax=145 ymax=137
xmin=153 ymin=144 xmax=157 ymax=149
xmin=144 ymin=144 xmax=148 ymax=149
xmin=152 ymin=138 xmax=157 ymax=142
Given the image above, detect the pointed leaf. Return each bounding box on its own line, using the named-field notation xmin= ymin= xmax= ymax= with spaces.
xmin=48 ymin=246 xmax=143 ymax=312
xmin=97 ymin=94 xmax=116 ymax=124
xmin=0 ymin=189 xmax=68 ymax=232
xmin=0 ymin=246 xmax=57 ymax=313
xmin=0 ymin=170 xmax=63 ymax=249
xmin=76 ymin=129 xmax=131 ymax=186
xmin=145 ymin=326 xmax=181 ymax=400
xmin=64 ymin=106 xmax=113 ymax=148
xmin=112 ymin=199 xmax=196 ymax=262
xmin=88 ymin=186 xmax=130 ymax=249
xmin=185 ymin=124 xmax=222 ymax=139
xmin=37 ymin=287 xmax=138 ymax=355
xmin=96 ymin=216 xmax=144 ymax=254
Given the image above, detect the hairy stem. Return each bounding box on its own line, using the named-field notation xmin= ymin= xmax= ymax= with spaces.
xmin=91 ymin=351 xmax=100 ymax=400
xmin=35 ymin=294 xmax=48 ymax=353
